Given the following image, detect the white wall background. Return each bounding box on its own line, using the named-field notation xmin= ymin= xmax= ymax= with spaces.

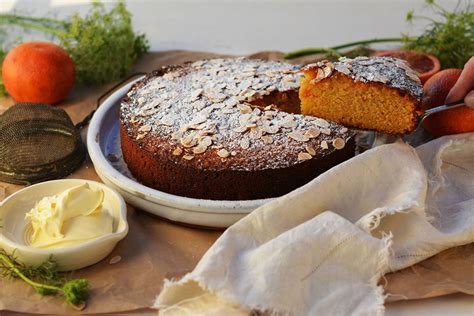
xmin=0 ymin=0 xmax=461 ymax=55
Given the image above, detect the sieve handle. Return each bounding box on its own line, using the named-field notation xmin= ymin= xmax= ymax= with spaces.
xmin=75 ymin=72 xmax=147 ymax=130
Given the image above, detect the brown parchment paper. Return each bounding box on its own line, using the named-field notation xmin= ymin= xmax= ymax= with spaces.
xmin=0 ymin=51 xmax=472 ymax=314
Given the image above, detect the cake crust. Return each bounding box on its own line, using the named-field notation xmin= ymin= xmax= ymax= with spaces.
xmin=120 ymin=58 xmax=356 ymax=200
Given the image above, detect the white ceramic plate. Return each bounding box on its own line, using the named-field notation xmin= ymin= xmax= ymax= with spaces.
xmin=87 ymin=79 xmax=272 ymax=228
xmin=0 ymin=179 xmax=128 ymax=271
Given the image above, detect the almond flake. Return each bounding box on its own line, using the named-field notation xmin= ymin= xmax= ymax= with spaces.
xmin=298 ymin=152 xmax=313 ymax=161
xmin=172 ymin=147 xmax=183 ymax=156
xmin=171 ymin=131 xmax=183 ymax=140
xmin=305 ymin=145 xmax=316 ymax=156
xmin=237 ymin=103 xmax=252 ymax=114
xmin=217 ymin=149 xmax=230 ymax=158
xmin=339 ymin=127 xmax=348 ymax=134
xmin=136 ymin=133 xmax=146 ymax=140
xmin=190 ymin=89 xmax=203 ymax=101
xmin=233 ymin=126 xmax=248 ymax=133
xmin=138 ymin=125 xmax=152 ymax=132
xmin=240 ymin=138 xmax=250 ymax=149
xmin=180 ymin=134 xmax=197 ymax=148
xmin=332 ymin=137 xmax=346 ymax=150
xmin=231 ymin=151 xmax=237 ymax=156
xmin=321 ymin=128 xmax=331 ymax=135
xmin=261 ymin=135 xmax=274 ymax=144
xmin=193 ymin=145 xmax=207 ymax=154
xmin=320 ymin=140 xmax=329 ymax=149
xmin=304 ymin=127 xmax=321 ymax=139
xmin=130 ymin=116 xmax=138 ymax=123
xmin=313 ymin=118 xmax=330 ymax=128
xmin=183 ymin=155 xmax=194 ymax=160
xmin=288 ymin=131 xmax=309 ymax=142
xmin=264 ymin=105 xmax=273 ymax=111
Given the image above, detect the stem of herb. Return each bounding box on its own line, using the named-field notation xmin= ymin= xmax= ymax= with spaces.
xmin=284 ymin=37 xmax=413 ymax=59
xmin=0 ymin=15 xmax=65 ymax=37
xmin=0 ymin=253 xmax=61 ymax=293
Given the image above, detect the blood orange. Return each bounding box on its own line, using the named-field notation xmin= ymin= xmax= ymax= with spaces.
xmin=2 ymin=42 xmax=75 ymax=104
xmin=374 ymin=50 xmax=440 ymax=84
xmin=421 ymin=69 xmax=474 ymax=137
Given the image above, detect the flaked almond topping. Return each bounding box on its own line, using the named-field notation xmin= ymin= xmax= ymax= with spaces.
xmin=313 ymin=118 xmax=330 ymax=128
xmin=109 ymin=255 xmax=122 ymax=265
xmin=190 ymin=88 xmax=203 ymax=101
xmin=304 ymin=127 xmax=321 ymax=139
xmin=264 ymin=105 xmax=273 ymax=111
xmin=332 ymin=137 xmax=346 ymax=150
xmin=339 ymin=127 xmax=348 ymax=134
xmin=136 ymin=133 xmax=146 ymax=140
xmin=240 ymin=138 xmax=250 ymax=149
xmin=320 ymin=140 xmax=329 ymax=149
xmin=183 ymin=155 xmax=194 ymax=160
xmin=321 ymin=128 xmax=331 ymax=135
xmin=298 ymin=152 xmax=313 ymax=161
xmin=160 ymin=116 xmax=175 ymax=126
xmin=230 ymin=151 xmax=237 ymax=156
xmin=198 ymin=136 xmax=213 ymax=147
xmin=180 ymin=134 xmax=197 ymax=148
xmin=237 ymin=103 xmax=252 ymax=114
xmin=138 ymin=125 xmax=152 ymax=132
xmin=172 ymin=147 xmax=183 ymax=156
xmin=130 ymin=116 xmax=138 ymax=123
xmin=193 ymin=145 xmax=207 ymax=154
xmin=233 ymin=126 xmax=248 ymax=133
xmin=305 ymin=145 xmax=316 ymax=156
xmin=261 ymin=135 xmax=274 ymax=144
xmin=264 ymin=125 xmax=279 ymax=134
xmin=249 ymin=127 xmax=263 ymax=139
xmin=217 ymin=148 xmax=230 ymax=158
xmin=288 ymin=131 xmax=310 ymax=142
xmin=171 ymin=130 xmax=183 ymax=140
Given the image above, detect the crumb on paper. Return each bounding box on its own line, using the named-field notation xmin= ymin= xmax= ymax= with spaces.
xmin=109 ymin=255 xmax=122 ymax=265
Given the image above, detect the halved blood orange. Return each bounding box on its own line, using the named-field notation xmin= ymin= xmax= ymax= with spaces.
xmin=373 ymin=50 xmax=441 ymax=84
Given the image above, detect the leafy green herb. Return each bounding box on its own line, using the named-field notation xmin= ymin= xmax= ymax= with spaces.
xmin=0 ymin=0 xmax=149 ymax=87
xmin=0 ymin=250 xmax=89 ymax=309
xmin=285 ymin=0 xmax=473 ymax=69
xmin=402 ymin=0 xmax=473 ymax=68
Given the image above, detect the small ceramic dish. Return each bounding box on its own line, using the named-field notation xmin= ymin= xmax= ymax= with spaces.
xmin=0 ymin=179 xmax=128 ymax=271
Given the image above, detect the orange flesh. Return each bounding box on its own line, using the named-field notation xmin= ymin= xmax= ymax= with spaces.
xmin=299 ymin=71 xmax=418 ymax=134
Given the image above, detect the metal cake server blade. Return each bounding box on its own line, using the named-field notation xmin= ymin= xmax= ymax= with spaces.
xmin=417 ymin=100 xmax=465 ymax=127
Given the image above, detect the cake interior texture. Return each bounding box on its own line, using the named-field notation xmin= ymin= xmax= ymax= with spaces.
xmin=300 ymin=72 xmax=419 ymax=134
xmin=299 ymin=57 xmax=422 ymax=135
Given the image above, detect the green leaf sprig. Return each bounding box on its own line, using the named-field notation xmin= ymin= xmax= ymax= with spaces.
xmin=285 ymin=0 xmax=473 ymax=69
xmin=0 ymin=250 xmax=89 ymax=309
xmin=402 ymin=0 xmax=473 ymax=68
xmin=0 ymin=0 xmax=149 ymax=88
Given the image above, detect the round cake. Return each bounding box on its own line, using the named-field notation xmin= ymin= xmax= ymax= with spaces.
xmin=120 ymin=58 xmax=355 ymax=200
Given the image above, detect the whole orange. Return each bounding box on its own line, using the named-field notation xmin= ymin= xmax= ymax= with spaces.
xmin=422 ymin=69 xmax=474 ymax=137
xmin=2 ymin=41 xmax=75 ymax=104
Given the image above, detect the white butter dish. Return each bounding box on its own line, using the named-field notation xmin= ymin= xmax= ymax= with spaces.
xmin=0 ymin=179 xmax=128 ymax=271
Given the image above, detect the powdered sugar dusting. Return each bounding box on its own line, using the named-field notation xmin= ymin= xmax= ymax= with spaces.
xmin=121 ymin=58 xmax=354 ymax=171
xmin=304 ymin=56 xmax=423 ymax=101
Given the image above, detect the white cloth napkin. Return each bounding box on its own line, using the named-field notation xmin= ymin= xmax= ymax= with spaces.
xmin=154 ymin=133 xmax=474 ymax=315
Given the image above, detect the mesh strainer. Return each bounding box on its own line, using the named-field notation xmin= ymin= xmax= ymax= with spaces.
xmin=0 ymin=73 xmax=145 ymax=185
xmin=0 ymin=103 xmax=85 ymax=185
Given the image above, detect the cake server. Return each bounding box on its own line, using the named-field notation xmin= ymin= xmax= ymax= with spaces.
xmin=417 ymin=100 xmax=465 ymax=127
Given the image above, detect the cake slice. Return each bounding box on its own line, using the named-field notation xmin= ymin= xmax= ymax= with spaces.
xmin=299 ymin=57 xmax=423 ymax=134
